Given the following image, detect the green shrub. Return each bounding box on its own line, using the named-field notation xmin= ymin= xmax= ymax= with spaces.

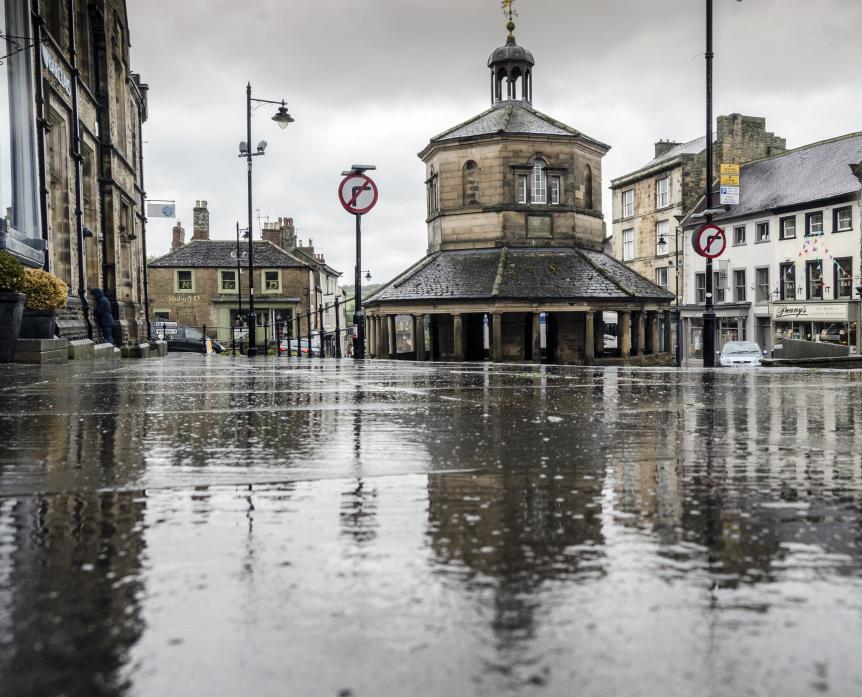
xmin=0 ymin=251 xmax=25 ymax=293
xmin=21 ymin=268 xmax=69 ymax=311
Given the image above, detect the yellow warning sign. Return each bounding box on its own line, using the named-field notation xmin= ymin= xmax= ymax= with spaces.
xmin=720 ymin=163 xmax=740 ymax=175
xmin=720 ymin=174 xmax=740 ymax=186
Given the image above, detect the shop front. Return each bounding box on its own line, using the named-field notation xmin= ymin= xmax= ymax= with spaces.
xmin=770 ymin=301 xmax=861 ymax=354
xmin=681 ymin=303 xmax=751 ymax=362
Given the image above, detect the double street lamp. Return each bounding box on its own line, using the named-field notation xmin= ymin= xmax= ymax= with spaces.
xmin=239 ymin=83 xmax=294 ymax=357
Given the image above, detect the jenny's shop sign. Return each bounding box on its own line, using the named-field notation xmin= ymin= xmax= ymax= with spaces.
xmin=770 ymin=302 xmax=850 ymax=322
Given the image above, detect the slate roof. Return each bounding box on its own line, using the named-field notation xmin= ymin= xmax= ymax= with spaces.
xmin=149 ymin=240 xmax=308 ymax=268
xmin=611 ymin=137 xmax=704 ymax=188
xmin=365 ymin=247 xmax=674 ymax=305
xmin=428 ymin=101 xmax=609 ymax=151
xmin=689 ymin=132 xmax=862 ymax=224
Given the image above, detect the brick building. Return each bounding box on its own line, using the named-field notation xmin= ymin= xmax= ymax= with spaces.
xmin=364 ymin=16 xmax=674 ymax=364
xmin=0 ymin=0 xmax=149 ymax=342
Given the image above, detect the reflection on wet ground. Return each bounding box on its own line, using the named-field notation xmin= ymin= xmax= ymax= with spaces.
xmin=1 ymin=357 xmax=862 ymax=696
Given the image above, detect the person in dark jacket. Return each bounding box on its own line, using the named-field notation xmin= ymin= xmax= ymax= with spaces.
xmin=90 ymin=288 xmax=115 ymax=345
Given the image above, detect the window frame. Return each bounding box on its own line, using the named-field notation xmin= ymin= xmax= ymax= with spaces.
xmin=516 ymin=174 xmax=527 ymax=205
xmin=530 ymin=159 xmax=547 ymax=205
xmin=622 ymin=228 xmax=634 ymax=262
xmin=220 ymin=269 xmax=238 ymax=293
xmin=695 ymin=273 xmax=706 ymax=304
xmin=733 ymin=269 xmax=746 ymax=303
xmin=261 ymin=269 xmax=281 ymax=294
xmin=655 ymin=220 xmax=669 ymax=257
xmin=655 ymin=266 xmax=668 ymax=289
xmin=779 ymin=262 xmax=796 ymax=300
xmin=622 ymin=189 xmax=634 ymax=218
xmin=806 ymin=211 xmax=824 ymax=237
xmin=550 ymin=175 xmax=561 ymax=205
xmin=174 ymin=269 xmax=195 ymax=293
xmin=733 ymin=225 xmax=746 ymax=246
xmin=714 ymin=271 xmax=726 ymax=303
xmin=834 ymin=257 xmax=853 ymax=299
xmin=656 ymin=176 xmax=670 ymax=209
xmin=755 ymin=221 xmax=770 ymax=243
xmin=806 ymin=260 xmax=824 ymax=299
xmin=779 ymin=215 xmax=796 ymax=240
xmin=755 ymin=267 xmax=770 ymax=304
xmin=834 ymin=206 xmax=853 ymax=233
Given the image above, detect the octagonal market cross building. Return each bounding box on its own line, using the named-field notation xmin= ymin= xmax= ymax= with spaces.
xmin=365 ymin=21 xmax=674 ymax=365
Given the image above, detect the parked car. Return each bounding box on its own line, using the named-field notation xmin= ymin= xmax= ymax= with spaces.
xmin=279 ymin=338 xmax=322 ymax=357
xmin=166 ymin=325 xmax=225 ymax=354
xmin=718 ymin=340 xmax=764 ymax=367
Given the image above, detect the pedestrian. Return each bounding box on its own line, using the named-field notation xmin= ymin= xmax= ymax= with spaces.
xmin=90 ymin=288 xmax=115 ymax=345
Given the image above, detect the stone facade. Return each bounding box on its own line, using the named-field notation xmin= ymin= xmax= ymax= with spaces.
xmin=35 ymin=0 xmax=148 ymax=342
xmin=610 ymin=114 xmax=786 ymax=303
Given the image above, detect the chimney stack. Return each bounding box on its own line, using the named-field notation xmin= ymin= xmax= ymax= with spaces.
xmin=192 ymin=200 xmax=209 ymax=241
xmin=261 ymin=221 xmax=280 ymax=247
xmin=654 ymin=140 xmax=680 ymax=159
xmin=171 ymin=221 xmax=185 ymax=250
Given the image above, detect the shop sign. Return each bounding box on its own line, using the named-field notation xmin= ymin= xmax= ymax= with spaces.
xmin=770 ymin=302 xmax=849 ymax=322
xmin=41 ymin=46 xmax=72 ymax=96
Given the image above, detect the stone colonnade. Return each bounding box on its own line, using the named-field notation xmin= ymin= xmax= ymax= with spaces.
xmin=365 ymin=308 xmax=673 ymax=364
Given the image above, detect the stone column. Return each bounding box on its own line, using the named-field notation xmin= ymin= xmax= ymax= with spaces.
xmin=531 ymin=312 xmax=541 ymax=363
xmin=664 ymin=311 xmax=673 ymax=355
xmin=594 ymin=311 xmax=604 ymax=357
xmin=584 ymin=311 xmax=595 ymax=365
xmin=636 ymin=311 xmax=646 ymax=356
xmin=415 ymin=315 xmax=427 ymax=361
xmin=619 ymin=310 xmax=631 ymax=359
xmin=429 ymin=316 xmax=438 ymax=361
xmin=388 ymin=315 xmax=396 ymax=357
xmin=650 ymin=312 xmax=660 ymax=355
xmin=491 ymin=312 xmax=503 ymax=363
xmin=380 ymin=316 xmax=389 ymax=359
xmin=366 ymin=316 xmax=374 ymax=358
xmin=453 ymin=313 xmax=464 ymax=362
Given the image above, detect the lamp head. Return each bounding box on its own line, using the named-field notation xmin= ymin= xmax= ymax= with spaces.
xmin=239 ymin=141 xmax=248 ymax=155
xmin=257 ymin=140 xmax=268 ymax=153
xmin=365 ymin=271 xmax=372 ymax=282
xmin=272 ymin=102 xmax=294 ymax=129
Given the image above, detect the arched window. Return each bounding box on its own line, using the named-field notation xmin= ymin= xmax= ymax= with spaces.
xmin=463 ymin=160 xmax=479 ymax=206
xmin=584 ymin=165 xmax=594 ymax=210
xmin=531 ymin=159 xmax=547 ymax=204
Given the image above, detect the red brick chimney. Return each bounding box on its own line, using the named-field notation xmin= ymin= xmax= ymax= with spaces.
xmin=171 ymin=221 xmax=185 ymax=250
xmin=192 ymin=200 xmax=209 ymax=241
xmin=261 ymin=221 xmax=280 ymax=247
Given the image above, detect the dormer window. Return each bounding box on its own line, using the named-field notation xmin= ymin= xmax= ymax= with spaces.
xmin=530 ymin=159 xmax=547 ymax=204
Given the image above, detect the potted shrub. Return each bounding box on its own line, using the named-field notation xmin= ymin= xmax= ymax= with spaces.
xmin=19 ymin=268 xmax=68 ymax=339
xmin=0 ymin=251 xmax=26 ymax=362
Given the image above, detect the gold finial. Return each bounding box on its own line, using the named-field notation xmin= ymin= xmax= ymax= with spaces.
xmin=501 ymin=0 xmax=517 ymax=35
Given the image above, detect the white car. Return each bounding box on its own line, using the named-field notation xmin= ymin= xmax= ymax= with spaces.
xmin=719 ymin=341 xmax=765 ymax=367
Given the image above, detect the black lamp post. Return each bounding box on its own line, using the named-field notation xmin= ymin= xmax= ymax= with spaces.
xmin=239 ymin=83 xmax=293 ymax=357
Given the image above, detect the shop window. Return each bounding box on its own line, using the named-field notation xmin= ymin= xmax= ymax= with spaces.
xmin=756 ymin=221 xmax=770 ymax=242
xmin=834 ymin=257 xmax=853 ymax=299
xmin=734 ymin=269 xmax=746 ymax=302
xmin=834 ymin=206 xmax=852 ymax=233
xmin=780 ymin=216 xmax=796 ymax=240
xmin=220 ymin=270 xmax=237 ymax=292
xmin=733 ymin=225 xmax=746 ymax=245
xmin=622 ymin=228 xmax=634 ymax=261
xmin=806 ymin=211 xmax=824 ymax=236
xmin=695 ymin=273 xmax=706 ymax=304
xmin=0 ymin=1 xmax=43 ymax=266
xmin=779 ymin=262 xmax=795 ymax=300
xmin=656 ymin=220 xmax=669 ymax=257
xmin=755 ymin=267 xmax=770 ymax=303
xmin=806 ymin=260 xmax=823 ymax=300
xmin=262 ymin=269 xmax=280 ymax=293
xmin=175 ymin=269 xmax=194 ymax=292
xmin=622 ymin=189 xmax=634 ymax=218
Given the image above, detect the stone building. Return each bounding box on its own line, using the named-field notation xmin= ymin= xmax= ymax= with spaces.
xmin=260 ymin=217 xmax=348 ymax=356
xmin=148 ymin=202 xmax=315 ymax=344
xmin=364 ymin=17 xmax=674 ymax=364
xmin=0 ymin=0 xmax=149 ymax=342
xmin=610 ymin=115 xmax=785 ymax=302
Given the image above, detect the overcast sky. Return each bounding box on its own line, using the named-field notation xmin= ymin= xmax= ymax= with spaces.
xmin=128 ymin=0 xmax=862 ymax=283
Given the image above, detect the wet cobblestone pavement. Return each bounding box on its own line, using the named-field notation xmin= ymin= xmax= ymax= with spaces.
xmin=2 ymin=356 xmax=862 ymax=696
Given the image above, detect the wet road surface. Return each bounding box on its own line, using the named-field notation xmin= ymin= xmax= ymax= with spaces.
xmin=1 ymin=356 xmax=862 ymax=697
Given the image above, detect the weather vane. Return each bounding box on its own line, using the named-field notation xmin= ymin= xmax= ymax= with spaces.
xmin=501 ymin=0 xmax=517 ymax=35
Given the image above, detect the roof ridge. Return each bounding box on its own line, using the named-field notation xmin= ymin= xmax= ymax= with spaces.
xmin=575 ymin=248 xmax=633 ymax=297
xmin=364 ymin=252 xmax=442 ymax=304
xmin=741 ymin=130 xmax=862 ymax=169
xmin=491 ymin=247 xmax=508 ymax=297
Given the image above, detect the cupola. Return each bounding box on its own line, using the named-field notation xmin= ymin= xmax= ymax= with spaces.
xmin=488 ymin=15 xmax=534 ymax=104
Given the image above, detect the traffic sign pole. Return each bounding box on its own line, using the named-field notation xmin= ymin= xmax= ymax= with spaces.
xmin=354 ymin=212 xmax=365 ymax=359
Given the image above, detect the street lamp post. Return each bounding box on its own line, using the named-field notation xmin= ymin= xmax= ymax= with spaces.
xmin=702 ymin=0 xmax=717 ymax=367
xmin=239 ymin=83 xmax=293 ymax=358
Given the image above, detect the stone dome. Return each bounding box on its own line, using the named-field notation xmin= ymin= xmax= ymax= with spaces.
xmin=487 ymin=35 xmax=535 ymax=68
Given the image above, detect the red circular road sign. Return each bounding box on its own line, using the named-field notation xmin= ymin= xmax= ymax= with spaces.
xmin=692 ymin=224 xmax=727 ymax=259
xmin=338 ymin=173 xmax=379 ymax=215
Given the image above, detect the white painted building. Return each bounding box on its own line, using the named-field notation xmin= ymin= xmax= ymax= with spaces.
xmin=680 ymin=133 xmax=862 ymax=361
